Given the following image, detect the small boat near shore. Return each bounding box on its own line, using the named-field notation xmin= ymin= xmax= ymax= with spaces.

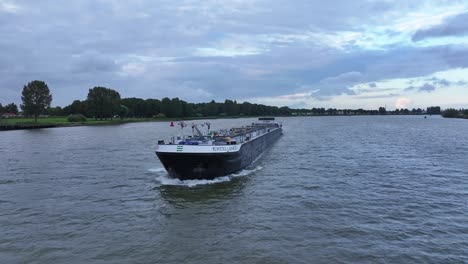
xmin=155 ymin=118 xmax=282 ymax=180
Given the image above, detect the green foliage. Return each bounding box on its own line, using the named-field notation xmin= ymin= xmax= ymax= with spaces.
xmin=119 ymin=105 xmax=129 ymax=120
xmin=87 ymin=87 xmax=121 ymax=120
xmin=442 ymin=108 xmax=461 ymax=118
xmin=378 ymin=107 xmax=386 ymax=114
xmin=63 ymin=100 xmax=89 ymax=116
xmin=427 ymin=106 xmax=441 ymax=115
xmin=67 ymin=114 xmax=87 ymax=122
xmin=121 ymin=98 xmax=157 ymax=117
xmin=64 ymin=94 xmax=291 ymax=119
xmin=223 ymin=99 xmax=238 ymax=116
xmin=2 ymin=103 xmax=19 ymax=114
xmin=205 ymin=100 xmax=218 ymax=116
xmin=21 ymin=80 xmax=52 ymax=122
xmin=47 ymin=106 xmax=63 ymax=116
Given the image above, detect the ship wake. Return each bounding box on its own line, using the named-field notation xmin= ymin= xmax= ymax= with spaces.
xmin=149 ymin=166 xmax=263 ymax=187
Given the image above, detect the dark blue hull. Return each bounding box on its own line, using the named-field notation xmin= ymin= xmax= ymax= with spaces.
xmin=156 ymin=128 xmax=282 ymax=180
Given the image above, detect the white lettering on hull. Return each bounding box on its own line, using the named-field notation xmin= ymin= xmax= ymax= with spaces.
xmin=212 ymin=146 xmax=238 ymax=152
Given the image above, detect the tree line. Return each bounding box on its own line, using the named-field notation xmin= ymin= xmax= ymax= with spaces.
xmin=0 ymin=102 xmax=19 ymax=114
xmin=292 ymin=106 xmax=441 ymax=116
xmin=0 ymin=80 xmax=293 ymax=121
xmin=1 ymin=80 xmax=447 ymax=122
xmin=60 ymin=97 xmax=292 ymax=119
xmin=0 ymin=80 xmax=52 ymax=122
xmin=442 ymin=108 xmax=468 ymax=118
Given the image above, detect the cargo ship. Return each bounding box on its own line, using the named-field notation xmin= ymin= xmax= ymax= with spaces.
xmin=155 ymin=118 xmax=282 ymax=180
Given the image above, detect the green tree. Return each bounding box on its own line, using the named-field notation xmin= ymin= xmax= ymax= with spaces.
xmin=21 ymin=80 xmax=52 ymax=122
xmin=120 ymin=98 xmax=146 ymax=117
xmin=183 ymin=102 xmax=196 ymax=117
xmin=279 ymin=106 xmax=291 ymax=115
xmin=442 ymin=108 xmax=460 ymax=118
xmin=4 ymin=103 xmax=19 ymax=114
xmin=47 ymin=106 xmax=63 ymax=116
xmin=427 ymin=106 xmax=441 ymax=115
xmin=206 ymin=100 xmax=218 ymax=116
xmin=119 ymin=105 xmax=129 ymax=120
xmin=222 ymin=99 xmax=240 ymax=116
xmin=171 ymin=98 xmax=184 ymax=117
xmin=378 ymin=107 xmax=386 ymax=115
xmin=160 ymin=97 xmax=172 ymax=117
xmin=63 ymin=100 xmax=89 ymax=116
xmin=240 ymin=102 xmax=252 ymax=116
xmin=144 ymin=99 xmax=161 ymax=117
xmin=87 ymin=87 xmax=121 ymax=120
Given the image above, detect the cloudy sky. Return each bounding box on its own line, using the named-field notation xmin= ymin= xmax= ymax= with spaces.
xmin=1 ymin=0 xmax=468 ymax=109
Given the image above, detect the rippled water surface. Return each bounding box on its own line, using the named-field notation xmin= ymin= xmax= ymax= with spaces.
xmin=1 ymin=116 xmax=468 ymax=263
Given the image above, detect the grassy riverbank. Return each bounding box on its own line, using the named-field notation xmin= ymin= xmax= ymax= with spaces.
xmin=0 ymin=115 xmax=255 ymax=131
xmin=0 ymin=117 xmax=157 ymax=130
xmin=1 ymin=116 xmax=156 ymax=125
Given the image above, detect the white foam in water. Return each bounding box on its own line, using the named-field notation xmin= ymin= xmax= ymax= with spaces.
xmin=148 ymin=166 xmax=263 ymax=187
xmin=148 ymin=168 xmax=167 ymax=173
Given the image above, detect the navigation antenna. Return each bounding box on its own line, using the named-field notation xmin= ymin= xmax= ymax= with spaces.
xmin=193 ymin=124 xmax=203 ymax=137
xmin=191 ymin=122 xmax=212 ymax=137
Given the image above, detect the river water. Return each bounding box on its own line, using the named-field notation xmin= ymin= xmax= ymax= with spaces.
xmin=1 ymin=116 xmax=467 ymax=263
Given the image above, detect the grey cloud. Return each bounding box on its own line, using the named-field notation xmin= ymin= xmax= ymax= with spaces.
xmin=404 ymin=77 xmax=466 ymax=93
xmin=355 ymin=93 xmax=399 ymax=99
xmin=413 ymin=12 xmax=468 ymax=41
xmin=353 ymin=45 xmax=468 ymax=80
xmin=357 ymin=87 xmax=397 ymax=94
xmin=71 ymin=53 xmax=119 ymax=73
xmin=312 ymin=86 xmax=356 ymax=100
xmin=308 ymin=71 xmax=362 ymax=99
xmin=320 ymin=71 xmax=364 ymax=85
xmin=1 ymin=1 xmax=468 ymax=106
xmin=369 ymin=83 xmax=377 ymax=88
xmin=418 ymin=83 xmax=436 ymax=92
xmin=404 ymin=86 xmax=416 ymax=91
xmin=405 ymin=83 xmax=436 ymax=93
xmin=425 ymin=77 xmax=450 ymax=86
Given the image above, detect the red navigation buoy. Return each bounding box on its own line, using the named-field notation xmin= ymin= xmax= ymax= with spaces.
xmin=170 ymin=121 xmax=174 ymax=127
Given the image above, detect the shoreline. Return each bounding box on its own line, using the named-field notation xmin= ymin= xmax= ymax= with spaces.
xmin=442 ymin=116 xmax=468 ymax=120
xmin=0 ymin=114 xmax=442 ymax=131
xmin=0 ymin=116 xmax=258 ymax=131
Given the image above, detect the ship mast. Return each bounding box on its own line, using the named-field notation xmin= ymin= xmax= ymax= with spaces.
xmin=191 ymin=122 xmax=211 ymax=137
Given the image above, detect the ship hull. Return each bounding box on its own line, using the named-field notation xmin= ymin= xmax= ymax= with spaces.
xmin=156 ymin=128 xmax=282 ymax=180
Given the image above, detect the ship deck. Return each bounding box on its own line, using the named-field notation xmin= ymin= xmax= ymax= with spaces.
xmin=158 ymin=122 xmax=281 ymax=146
